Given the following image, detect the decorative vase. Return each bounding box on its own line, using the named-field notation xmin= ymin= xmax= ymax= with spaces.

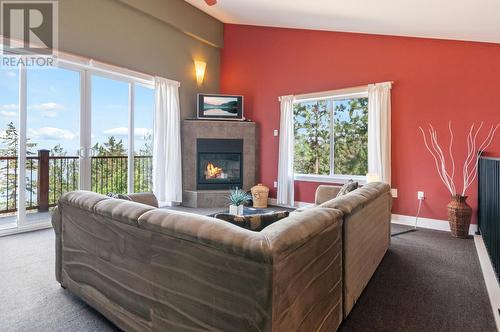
xmin=251 ymin=183 xmax=269 ymax=208
xmin=229 ymin=204 xmax=244 ymax=216
xmin=447 ymin=195 xmax=472 ymax=238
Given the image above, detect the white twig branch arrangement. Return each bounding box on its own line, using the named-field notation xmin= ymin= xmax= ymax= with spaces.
xmin=419 ymin=121 xmax=499 ymax=196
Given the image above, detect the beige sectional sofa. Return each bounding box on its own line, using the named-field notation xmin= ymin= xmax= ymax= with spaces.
xmin=52 ymin=182 xmax=391 ymax=331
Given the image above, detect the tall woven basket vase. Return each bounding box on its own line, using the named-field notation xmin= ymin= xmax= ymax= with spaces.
xmin=447 ymin=195 xmax=472 ymax=238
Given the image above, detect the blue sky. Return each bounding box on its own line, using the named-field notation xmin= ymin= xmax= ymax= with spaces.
xmin=0 ymin=67 xmax=154 ymax=156
xmin=294 ymin=98 xmax=361 ymax=136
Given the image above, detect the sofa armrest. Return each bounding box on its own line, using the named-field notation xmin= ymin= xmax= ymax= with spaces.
xmin=315 ymin=185 xmax=342 ymax=205
xmin=264 ymin=207 xmax=344 ymax=331
xmin=262 ymin=207 xmax=343 ymax=256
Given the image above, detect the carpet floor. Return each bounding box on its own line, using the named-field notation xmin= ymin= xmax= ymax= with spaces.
xmin=0 ymin=224 xmax=495 ymax=331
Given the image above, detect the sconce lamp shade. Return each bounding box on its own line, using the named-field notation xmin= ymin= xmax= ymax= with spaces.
xmin=194 ymin=60 xmax=207 ymax=85
xmin=366 ymin=173 xmax=380 ymax=183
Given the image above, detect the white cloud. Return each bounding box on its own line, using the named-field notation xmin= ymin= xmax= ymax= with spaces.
xmin=5 ymin=71 xmax=16 ymax=78
xmin=135 ymin=128 xmax=153 ymax=137
xmin=0 ymin=104 xmax=18 ymax=117
xmin=29 ymin=102 xmax=64 ymax=111
xmin=104 ymin=127 xmax=128 ymax=136
xmin=104 ymin=127 xmax=152 ymax=138
xmin=28 ymin=127 xmax=76 ymax=141
xmin=1 ymin=104 xmax=18 ymax=111
xmin=42 ymin=111 xmax=58 ymax=118
xmin=0 ymin=110 xmax=16 ymax=117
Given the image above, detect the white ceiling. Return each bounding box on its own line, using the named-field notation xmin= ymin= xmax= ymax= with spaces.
xmin=185 ymin=0 xmax=500 ymax=44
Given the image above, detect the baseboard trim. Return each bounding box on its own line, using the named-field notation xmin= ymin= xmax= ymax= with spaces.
xmin=0 ymin=222 xmax=52 ymax=237
xmin=267 ymin=198 xmax=478 ymax=235
xmin=267 ymin=198 xmax=312 ymax=209
xmin=474 ymin=235 xmax=500 ymax=331
xmin=392 ymin=214 xmax=478 ymax=235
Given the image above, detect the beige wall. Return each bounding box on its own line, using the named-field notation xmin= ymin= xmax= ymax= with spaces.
xmin=58 ymin=0 xmax=222 ymax=119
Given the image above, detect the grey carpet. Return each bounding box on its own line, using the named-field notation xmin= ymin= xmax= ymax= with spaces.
xmin=340 ymin=224 xmax=496 ymax=332
xmin=0 ymin=224 xmax=495 ymax=331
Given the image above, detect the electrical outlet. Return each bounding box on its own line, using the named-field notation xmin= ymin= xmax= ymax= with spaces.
xmin=273 ymin=129 xmax=279 ymax=137
xmin=273 ymin=181 xmax=278 ymax=188
xmin=391 ymin=188 xmax=398 ymax=198
xmin=417 ymin=191 xmax=425 ymax=200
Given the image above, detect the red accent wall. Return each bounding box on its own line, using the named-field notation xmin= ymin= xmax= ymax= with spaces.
xmin=220 ymin=24 xmax=500 ymax=224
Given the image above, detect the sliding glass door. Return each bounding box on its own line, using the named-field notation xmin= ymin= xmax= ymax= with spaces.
xmin=25 ymin=67 xmax=81 ymax=224
xmin=88 ymin=74 xmax=154 ymax=196
xmin=90 ymin=75 xmax=130 ymax=195
xmin=0 ymin=68 xmax=20 ymax=230
xmin=0 ymin=63 xmax=154 ymax=234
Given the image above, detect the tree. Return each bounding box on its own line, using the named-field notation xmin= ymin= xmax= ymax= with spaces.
xmin=293 ymin=100 xmax=331 ymax=175
xmin=0 ymin=122 xmax=37 ymax=211
xmin=293 ymin=97 xmax=368 ymax=177
xmin=135 ymin=133 xmax=153 ymax=192
xmin=91 ymin=136 xmax=127 ymax=194
xmin=333 ymin=98 xmax=368 ymax=175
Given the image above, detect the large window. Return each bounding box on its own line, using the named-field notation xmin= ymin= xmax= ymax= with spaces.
xmin=294 ymin=88 xmax=368 ymax=182
xmin=0 ymin=54 xmax=155 ymax=233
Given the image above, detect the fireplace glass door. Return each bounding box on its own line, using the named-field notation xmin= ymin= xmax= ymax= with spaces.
xmin=198 ymin=153 xmax=242 ymax=189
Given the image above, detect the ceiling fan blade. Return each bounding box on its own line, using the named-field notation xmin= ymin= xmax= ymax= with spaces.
xmin=204 ymin=0 xmax=217 ymax=6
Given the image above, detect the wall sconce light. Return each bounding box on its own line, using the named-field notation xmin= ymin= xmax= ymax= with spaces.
xmin=194 ymin=60 xmax=206 ymax=86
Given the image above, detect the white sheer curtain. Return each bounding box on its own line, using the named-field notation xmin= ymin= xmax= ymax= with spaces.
xmin=277 ymin=95 xmax=295 ymax=207
xmin=368 ymin=82 xmax=392 ymax=185
xmin=153 ymin=77 xmax=182 ymax=204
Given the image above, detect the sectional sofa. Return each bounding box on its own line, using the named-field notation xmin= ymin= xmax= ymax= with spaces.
xmin=52 ymin=182 xmax=391 ymax=331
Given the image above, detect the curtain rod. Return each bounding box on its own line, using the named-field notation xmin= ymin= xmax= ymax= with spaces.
xmin=278 ymin=81 xmax=394 ymax=101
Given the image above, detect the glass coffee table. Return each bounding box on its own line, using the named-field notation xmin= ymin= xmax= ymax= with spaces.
xmin=209 ymin=206 xmax=275 ymax=217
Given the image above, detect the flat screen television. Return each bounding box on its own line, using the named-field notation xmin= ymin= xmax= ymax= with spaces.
xmin=197 ymin=94 xmax=244 ymax=120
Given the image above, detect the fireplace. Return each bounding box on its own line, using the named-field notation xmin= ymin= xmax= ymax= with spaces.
xmin=197 ymin=138 xmax=243 ymax=190
xmin=182 ymin=120 xmax=256 ymax=208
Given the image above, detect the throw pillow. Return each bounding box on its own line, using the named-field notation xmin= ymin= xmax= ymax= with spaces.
xmin=215 ymin=211 xmax=290 ymax=232
xmin=107 ymin=193 xmax=132 ymax=201
xmin=336 ymin=180 xmax=359 ymax=197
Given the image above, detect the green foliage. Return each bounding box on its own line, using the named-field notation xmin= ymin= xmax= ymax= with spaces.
xmin=0 ymin=122 xmax=37 ymax=211
xmin=293 ymin=97 xmax=368 ymax=176
xmin=293 ymin=100 xmax=331 ymax=175
xmin=92 ymin=136 xmax=126 ymax=157
xmin=135 ymin=134 xmax=153 ymax=192
xmin=333 ymin=98 xmax=368 ymax=175
xmin=227 ymin=188 xmax=252 ymax=206
xmin=48 ymin=144 xmax=78 ymax=206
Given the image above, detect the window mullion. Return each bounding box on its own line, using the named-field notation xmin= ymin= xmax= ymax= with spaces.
xmin=127 ymin=83 xmax=135 ymax=193
xmin=329 ymin=98 xmax=335 ymax=177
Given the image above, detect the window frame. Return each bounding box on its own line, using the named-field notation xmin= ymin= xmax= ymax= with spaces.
xmin=293 ymin=86 xmax=368 ymax=185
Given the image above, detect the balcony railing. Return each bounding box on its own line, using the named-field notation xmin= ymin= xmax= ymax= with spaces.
xmin=0 ymin=150 xmax=152 ymax=216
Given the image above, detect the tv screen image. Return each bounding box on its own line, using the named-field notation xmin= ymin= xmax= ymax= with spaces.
xmin=198 ymin=94 xmax=244 ymax=120
xmin=204 ymin=96 xmax=239 ymax=116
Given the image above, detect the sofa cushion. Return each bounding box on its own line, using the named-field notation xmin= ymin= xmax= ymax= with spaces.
xmin=214 ymin=211 xmax=290 ymax=232
xmin=137 ymin=209 xmax=272 ymax=262
xmin=59 ymin=190 xmax=110 ymax=210
xmin=319 ymin=182 xmax=390 ymax=215
xmin=94 ymin=199 xmax=155 ymax=226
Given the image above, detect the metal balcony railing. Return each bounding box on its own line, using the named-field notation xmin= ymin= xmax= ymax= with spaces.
xmin=0 ymin=150 xmax=152 ymax=215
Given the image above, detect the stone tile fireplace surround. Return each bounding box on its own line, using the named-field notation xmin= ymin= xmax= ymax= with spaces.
xmin=182 ymin=120 xmax=257 ymax=208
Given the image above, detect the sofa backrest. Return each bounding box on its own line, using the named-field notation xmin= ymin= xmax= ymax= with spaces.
xmin=318 ymin=182 xmax=391 ymax=215
xmin=318 ymin=181 xmax=392 ymax=317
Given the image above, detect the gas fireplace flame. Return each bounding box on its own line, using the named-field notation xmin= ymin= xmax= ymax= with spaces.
xmin=206 ymin=163 xmax=223 ymax=179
